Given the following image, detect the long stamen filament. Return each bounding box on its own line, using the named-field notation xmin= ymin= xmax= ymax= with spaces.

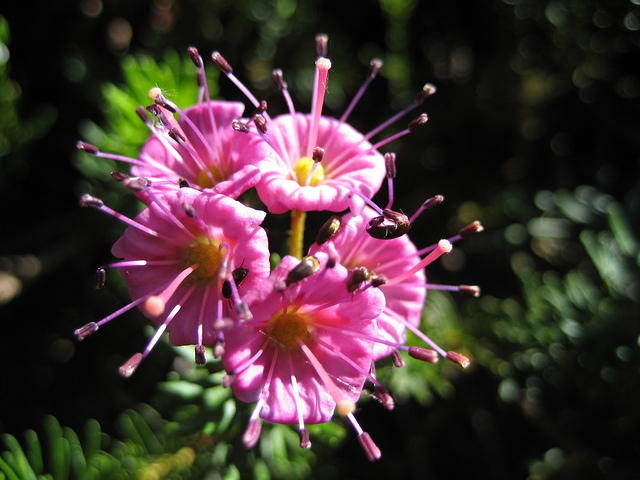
xmin=104 ymin=260 xmax=178 ymax=269
xmin=307 ymin=57 xmax=331 ymax=156
xmin=340 ymin=58 xmax=383 ymax=124
xmin=143 ymin=264 xmax=198 ymax=317
xmin=297 ymin=340 xmax=354 ymax=416
xmin=386 ymin=239 xmax=452 ymax=285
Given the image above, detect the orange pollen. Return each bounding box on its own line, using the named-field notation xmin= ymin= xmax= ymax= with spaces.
xmin=266 ymin=309 xmax=312 ymax=349
xmin=183 ymin=239 xmax=225 ymax=281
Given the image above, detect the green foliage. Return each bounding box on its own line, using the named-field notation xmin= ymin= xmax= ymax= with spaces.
xmin=467 ymin=185 xmax=640 ymax=479
xmin=0 ymin=416 xmax=122 ymax=480
xmin=0 ymin=15 xmax=55 ymax=179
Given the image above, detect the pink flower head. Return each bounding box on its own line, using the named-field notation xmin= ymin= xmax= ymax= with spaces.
xmin=75 ymin=187 xmax=270 ymax=374
xmin=254 ymin=111 xmax=386 ymax=213
xmin=77 ymin=47 xmax=276 ymax=199
xmin=223 ymin=252 xmax=386 ymax=451
xmin=210 ymin=38 xmax=434 ymax=213
xmin=134 ymin=98 xmax=271 ymax=198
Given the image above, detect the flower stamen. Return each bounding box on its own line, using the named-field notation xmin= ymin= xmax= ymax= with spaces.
xmin=297 ymin=339 xmax=355 ymax=416
xmin=307 ymin=57 xmax=331 ymax=157
xmin=143 ymin=264 xmax=199 ymax=317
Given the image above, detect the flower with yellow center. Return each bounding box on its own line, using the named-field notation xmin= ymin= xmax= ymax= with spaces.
xmin=266 ymin=307 xmax=313 ymax=349
xmin=293 ymin=157 xmax=326 ymax=186
xmin=182 ymin=238 xmax=226 ymax=282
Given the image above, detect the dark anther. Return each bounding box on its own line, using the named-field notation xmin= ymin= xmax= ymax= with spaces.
xmin=74 ymin=322 xmax=98 ymax=341
xmin=312 ymin=146 xmax=325 ymax=163
xmin=168 ymin=128 xmax=186 ymax=144
xmin=222 ymin=267 xmax=249 ymax=299
xmin=459 ymin=285 xmax=481 ymax=297
xmin=408 ymin=346 xmax=439 ymax=364
xmin=135 ymin=106 xmax=150 ymax=124
xmin=145 ymin=104 xmax=162 ymax=117
xmin=111 ymin=171 xmax=129 ymax=182
xmin=315 ymin=215 xmax=341 ymax=245
xmin=358 ymin=432 xmax=381 ymax=462
xmin=252 ymin=100 xmax=268 ymax=115
xmin=211 ymin=51 xmax=233 ymax=74
xmin=391 ymin=350 xmax=405 ymax=367
xmin=459 ymin=220 xmax=484 ymax=237
xmin=370 ymin=274 xmax=387 ymax=288
xmin=300 ymin=428 xmax=312 ymax=449
xmin=195 ymin=345 xmax=206 ymax=365
xmin=272 ymin=69 xmax=288 ymax=90
xmin=79 ymin=193 xmax=104 ymax=208
xmin=119 ymin=353 xmax=143 ymax=378
xmin=123 ymin=176 xmax=151 ymax=192
xmin=366 ymin=209 xmax=411 ymax=239
xmin=421 ymin=194 xmax=444 ymax=211
xmin=369 ymin=58 xmax=384 ymax=79
xmin=408 ymin=113 xmax=429 ymax=132
xmin=374 ymin=385 xmax=395 ymax=410
xmin=178 ymin=178 xmax=189 ymax=188
xmin=242 ymin=418 xmax=262 ymax=449
xmin=384 ymin=152 xmax=396 ymax=178
xmin=153 ymin=94 xmax=176 ymax=113
xmin=447 ymin=351 xmax=471 ymax=368
xmin=315 ymin=33 xmax=328 ymax=57
xmin=76 ymin=140 xmax=99 ymax=154
xmin=285 ymin=256 xmax=321 ymax=286
xmin=347 ymin=266 xmax=372 ymax=293
xmin=415 ymin=83 xmax=437 ymax=105
xmin=95 ymin=267 xmax=106 ymax=289
xmin=231 ymin=119 xmax=250 ymax=133
xmin=187 ymin=46 xmax=203 ymax=68
xmin=254 ymin=114 xmax=268 ymax=134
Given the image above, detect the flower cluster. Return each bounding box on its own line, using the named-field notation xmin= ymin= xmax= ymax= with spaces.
xmin=75 ymin=35 xmax=482 ymax=461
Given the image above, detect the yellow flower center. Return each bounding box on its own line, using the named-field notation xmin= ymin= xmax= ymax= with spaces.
xmin=196 ymin=164 xmax=224 ymax=188
xmin=266 ymin=308 xmax=313 ymax=349
xmin=183 ymin=238 xmax=226 ymax=281
xmin=293 ymin=157 xmax=325 ymax=186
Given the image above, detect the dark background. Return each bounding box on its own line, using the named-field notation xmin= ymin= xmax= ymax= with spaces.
xmin=1 ymin=0 xmax=639 ymax=478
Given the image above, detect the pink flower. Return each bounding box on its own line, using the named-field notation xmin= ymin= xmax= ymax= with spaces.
xmin=75 ymin=187 xmax=270 ymax=373
xmin=77 ymin=48 xmax=275 ymax=199
xmin=223 ymin=252 xmax=385 ymax=451
xmin=134 ymin=99 xmax=270 ymax=198
xmin=254 ymin=113 xmax=386 ymax=213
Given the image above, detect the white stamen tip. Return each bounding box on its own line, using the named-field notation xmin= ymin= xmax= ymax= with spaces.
xmin=423 ymin=83 xmax=437 ymax=95
xmin=315 ymin=57 xmax=332 ymax=70
xmin=148 ymin=87 xmax=162 ymax=100
xmin=438 ymin=239 xmax=453 ymax=253
xmin=336 ymin=399 xmax=355 ymax=416
xmin=144 ymin=295 xmax=165 ymax=317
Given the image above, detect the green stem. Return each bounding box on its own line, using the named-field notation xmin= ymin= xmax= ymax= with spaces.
xmin=289 ymin=210 xmax=307 ymax=259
